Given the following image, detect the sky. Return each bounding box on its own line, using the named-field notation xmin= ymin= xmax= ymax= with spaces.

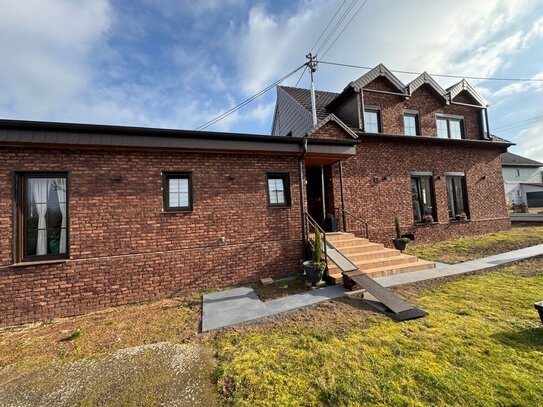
xmin=1 ymin=0 xmax=542 ymax=161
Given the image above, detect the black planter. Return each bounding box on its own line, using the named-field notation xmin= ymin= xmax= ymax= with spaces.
xmin=392 ymin=239 xmax=408 ymax=252
xmin=535 ymin=301 xmax=543 ymax=323
xmin=303 ymin=261 xmax=324 ymax=284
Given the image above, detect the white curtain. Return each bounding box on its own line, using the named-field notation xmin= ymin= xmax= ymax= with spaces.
xmin=31 ymin=179 xmax=50 ymax=256
xmin=55 ymin=178 xmax=67 ymax=254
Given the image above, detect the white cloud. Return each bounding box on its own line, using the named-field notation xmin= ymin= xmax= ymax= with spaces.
xmin=515 ymin=121 xmax=543 ymax=163
xmin=0 ymin=0 xmax=112 ymax=117
xmin=493 ymin=71 xmax=543 ymax=98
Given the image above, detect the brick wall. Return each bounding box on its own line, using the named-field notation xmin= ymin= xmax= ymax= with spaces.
xmin=328 ymin=138 xmax=511 ymax=245
xmin=361 ymin=78 xmax=484 ymax=140
xmin=0 ymin=147 xmax=303 ymax=326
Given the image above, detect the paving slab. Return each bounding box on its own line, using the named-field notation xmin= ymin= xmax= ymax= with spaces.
xmin=201 ymin=244 xmax=543 ymax=331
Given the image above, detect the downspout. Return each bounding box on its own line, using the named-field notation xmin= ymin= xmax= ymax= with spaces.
xmin=339 ymin=161 xmax=346 ymax=230
xmin=359 ymin=89 xmax=366 ymax=132
xmin=299 ymin=137 xmax=308 ymax=249
xmin=484 ymin=107 xmax=491 ymax=140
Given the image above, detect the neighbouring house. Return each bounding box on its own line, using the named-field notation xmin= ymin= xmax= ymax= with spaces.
xmin=501 ymin=151 xmax=543 ymax=210
xmin=0 ymin=64 xmax=512 ymax=326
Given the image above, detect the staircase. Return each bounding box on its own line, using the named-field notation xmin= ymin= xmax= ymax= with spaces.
xmin=326 ymin=232 xmax=435 ymax=285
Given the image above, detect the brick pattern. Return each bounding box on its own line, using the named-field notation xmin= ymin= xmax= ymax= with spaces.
xmin=362 ymin=78 xmax=483 ymax=140
xmin=327 ymin=138 xmax=511 ymax=245
xmin=0 ymin=147 xmax=303 ymax=326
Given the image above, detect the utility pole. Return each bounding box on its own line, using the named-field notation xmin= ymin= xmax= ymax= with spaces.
xmin=306 ymin=52 xmax=318 ymax=126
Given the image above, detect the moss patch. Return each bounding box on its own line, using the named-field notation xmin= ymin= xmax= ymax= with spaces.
xmin=214 ymin=257 xmax=543 ymax=406
xmin=407 ymin=225 xmax=543 ymax=264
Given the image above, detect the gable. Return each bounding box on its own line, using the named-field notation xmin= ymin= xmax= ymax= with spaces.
xmin=307 ymin=120 xmax=355 ymax=140
xmin=452 ymin=89 xmax=482 ymax=106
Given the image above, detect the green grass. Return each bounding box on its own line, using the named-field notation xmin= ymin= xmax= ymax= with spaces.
xmin=214 ymin=258 xmax=543 ymax=406
xmin=406 ymin=225 xmax=543 ymax=264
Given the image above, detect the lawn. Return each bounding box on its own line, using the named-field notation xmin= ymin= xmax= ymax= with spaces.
xmin=406 ymin=224 xmax=543 ymax=264
xmin=214 ymin=257 xmax=543 ymax=406
xmin=2 ymin=252 xmax=543 ymax=406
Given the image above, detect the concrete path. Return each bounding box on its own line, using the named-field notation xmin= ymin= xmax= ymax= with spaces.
xmin=510 ymin=213 xmax=543 ymax=222
xmin=201 ymin=244 xmax=543 ymax=332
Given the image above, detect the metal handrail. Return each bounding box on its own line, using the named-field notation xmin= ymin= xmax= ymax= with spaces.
xmin=303 ymin=212 xmax=327 ymax=262
xmin=334 ymin=208 xmax=369 ymax=239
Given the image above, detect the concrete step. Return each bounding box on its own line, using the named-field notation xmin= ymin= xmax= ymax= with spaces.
xmin=328 ymin=253 xmax=417 ymax=274
xmin=328 ymin=259 xmax=436 ymax=285
xmin=330 ymin=237 xmax=370 ymax=248
xmin=326 ymin=232 xmax=356 ymax=242
xmin=332 ymin=248 xmax=400 ymax=263
xmin=338 ymin=243 xmax=385 ymax=254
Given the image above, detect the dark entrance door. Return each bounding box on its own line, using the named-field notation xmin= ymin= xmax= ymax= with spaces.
xmin=306 ymin=167 xmax=326 ymax=225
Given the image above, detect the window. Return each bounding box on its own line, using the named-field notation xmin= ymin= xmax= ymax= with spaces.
xmin=267 ymin=173 xmax=291 ymax=207
xmin=16 ymin=172 xmax=69 ymax=262
xmin=436 ymin=116 xmax=464 ymax=139
xmin=516 ymin=169 xmax=521 ymax=177
xmin=403 ymin=112 xmax=419 ymax=136
xmin=446 ymin=175 xmax=469 ymax=220
xmin=410 ymin=174 xmax=436 ymax=223
xmin=163 ymin=172 xmax=193 ymax=212
xmin=364 ymin=108 xmax=381 ymax=133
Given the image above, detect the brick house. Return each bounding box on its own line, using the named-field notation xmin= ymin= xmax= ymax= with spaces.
xmin=0 ymin=64 xmax=512 ymax=326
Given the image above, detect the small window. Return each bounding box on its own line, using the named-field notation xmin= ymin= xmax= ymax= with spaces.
xmin=404 ymin=112 xmax=419 ymax=136
xmin=446 ymin=176 xmax=469 ymax=220
xmin=16 ymin=172 xmax=69 ymax=262
xmin=436 ymin=116 xmax=464 ymax=139
xmin=163 ymin=172 xmax=193 ymax=212
xmin=364 ymin=108 xmax=381 ymax=133
xmin=411 ymin=175 xmax=436 ymax=223
xmin=267 ymin=173 xmax=291 ymax=207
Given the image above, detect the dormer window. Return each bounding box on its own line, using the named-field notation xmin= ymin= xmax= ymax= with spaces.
xmin=404 ymin=111 xmax=420 ymax=136
xmin=364 ymin=108 xmax=381 ymax=133
xmin=436 ymin=115 xmax=464 ymax=139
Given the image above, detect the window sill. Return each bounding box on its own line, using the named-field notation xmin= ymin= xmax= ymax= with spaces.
xmin=10 ymin=259 xmax=68 ymax=268
xmin=414 ymin=221 xmax=439 ymax=227
xmin=163 ymin=209 xmax=193 ymax=214
xmin=268 ymin=205 xmax=291 ymax=209
xmin=450 ymin=219 xmax=471 ymax=223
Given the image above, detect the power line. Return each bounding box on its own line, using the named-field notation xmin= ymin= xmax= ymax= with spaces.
xmin=310 ymin=0 xmax=348 ymax=53
xmin=294 ymin=64 xmax=308 ymax=87
xmin=315 ymin=0 xmax=359 ymax=56
xmin=493 ymin=116 xmax=543 ymax=132
xmin=195 ymin=64 xmax=306 ymax=131
xmin=321 ymin=0 xmax=369 ymax=58
xmin=318 ymin=60 xmax=543 ymax=82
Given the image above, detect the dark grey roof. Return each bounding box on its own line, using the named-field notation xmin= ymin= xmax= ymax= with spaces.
xmin=501 ymin=152 xmax=543 ymax=166
xmin=490 ymin=134 xmax=511 ymax=143
xmin=279 ymin=86 xmax=339 ymax=121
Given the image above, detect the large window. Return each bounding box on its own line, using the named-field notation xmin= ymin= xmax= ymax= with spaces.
xmin=163 ymin=172 xmax=193 ymax=212
xmin=16 ymin=173 xmax=69 ymax=262
xmin=404 ymin=112 xmax=420 ymax=136
xmin=411 ymin=174 xmax=436 ymax=223
xmin=446 ymin=175 xmax=469 ymax=220
xmin=267 ymin=173 xmax=291 ymax=207
xmin=364 ymin=108 xmax=381 ymax=133
xmin=436 ymin=116 xmax=464 ymax=139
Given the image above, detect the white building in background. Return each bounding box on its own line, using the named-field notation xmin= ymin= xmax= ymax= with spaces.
xmin=501 ymin=152 xmax=543 ymax=208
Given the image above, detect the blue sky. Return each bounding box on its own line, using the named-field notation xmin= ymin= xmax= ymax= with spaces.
xmin=1 ymin=0 xmax=542 ymax=160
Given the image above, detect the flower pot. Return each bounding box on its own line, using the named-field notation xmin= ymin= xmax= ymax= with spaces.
xmin=392 ymin=238 xmax=408 ymax=252
xmin=303 ymin=261 xmax=324 ymax=284
xmin=535 ymin=301 xmax=543 ymax=323
xmin=49 ymin=238 xmax=60 ymax=255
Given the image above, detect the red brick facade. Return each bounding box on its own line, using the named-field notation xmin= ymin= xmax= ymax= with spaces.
xmin=328 ymin=138 xmax=510 ymax=245
xmin=0 ymin=147 xmax=303 ymax=326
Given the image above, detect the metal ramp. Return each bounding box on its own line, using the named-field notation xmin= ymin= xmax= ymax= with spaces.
xmin=326 ymin=241 xmax=428 ymax=322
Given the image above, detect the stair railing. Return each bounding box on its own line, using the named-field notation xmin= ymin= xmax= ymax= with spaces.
xmin=334 ymin=208 xmax=370 ymax=239
xmin=303 ymin=212 xmax=328 ymax=262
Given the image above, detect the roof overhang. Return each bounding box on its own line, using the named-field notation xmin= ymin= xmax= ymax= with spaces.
xmin=354 ymin=131 xmax=514 ymax=152
xmin=306 ymin=113 xmax=358 ymax=139
xmin=447 ymin=79 xmax=487 ymax=107
xmin=0 ymin=118 xmax=357 ymax=157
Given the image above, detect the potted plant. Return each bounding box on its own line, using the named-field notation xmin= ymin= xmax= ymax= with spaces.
xmin=458 ymin=212 xmax=467 ymax=221
xmin=392 ymin=217 xmax=410 ymax=252
xmin=423 ymin=214 xmax=434 ymax=224
xmin=303 ymin=228 xmax=326 ymax=285
xmin=49 ymin=230 xmax=60 ymax=254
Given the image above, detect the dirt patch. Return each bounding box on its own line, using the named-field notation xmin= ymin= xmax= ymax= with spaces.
xmin=0 ymin=342 xmax=218 ymax=407
xmin=250 ymin=275 xmax=310 ymax=301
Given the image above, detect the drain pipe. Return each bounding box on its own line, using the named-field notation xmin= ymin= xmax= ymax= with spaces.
xmin=299 ymin=137 xmax=308 ymax=250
